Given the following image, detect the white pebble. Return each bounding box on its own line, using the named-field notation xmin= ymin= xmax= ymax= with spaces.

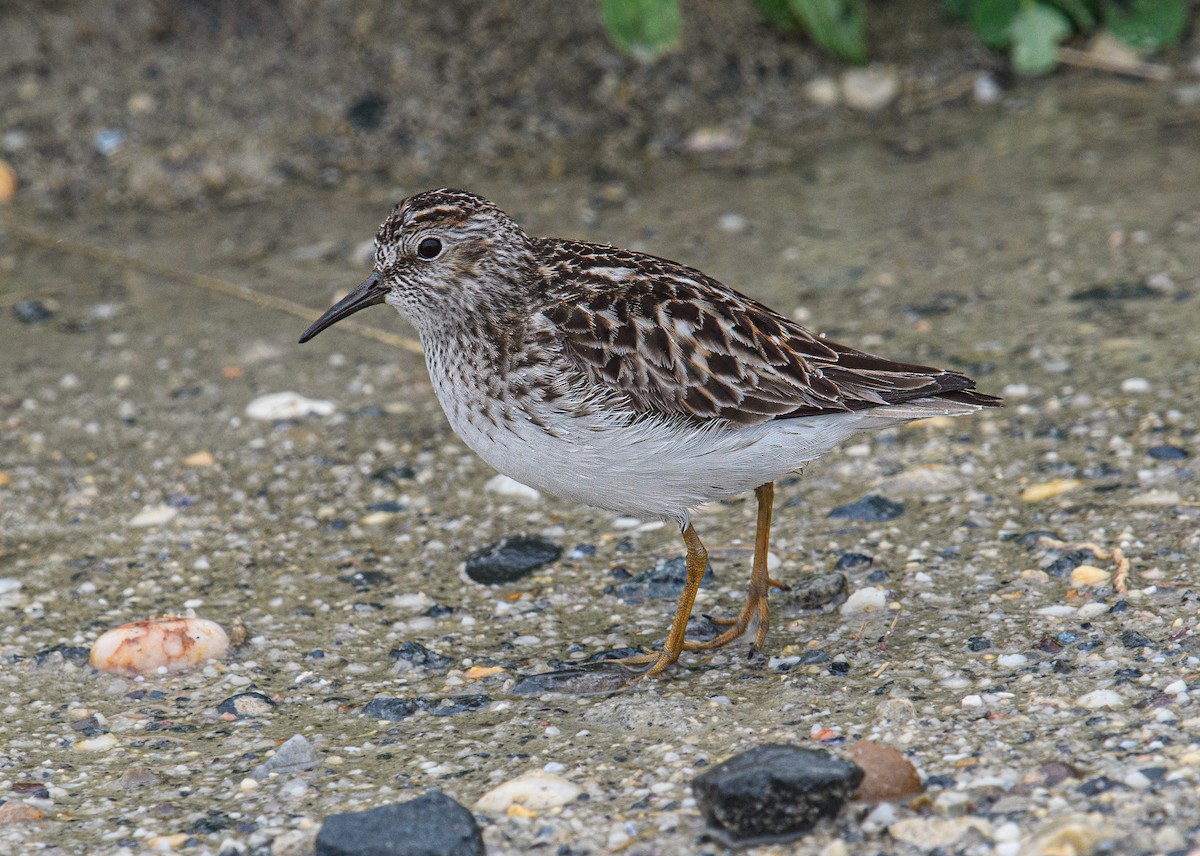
xmin=1002 ymin=383 xmax=1031 ymax=399
xmin=74 ymin=734 xmax=119 ymax=752
xmin=961 ymin=694 xmax=983 ymax=708
xmin=803 ymin=76 xmax=840 ymax=106
xmin=1036 ymin=605 xmax=1078 ymax=618
xmin=717 ymin=213 xmax=746 ymax=233
xmin=1076 ymin=689 xmax=1126 ymax=710
xmin=1121 ymin=377 xmax=1151 ymax=394
xmin=1076 ymin=602 xmax=1108 ymax=619
xmin=996 ymin=654 xmax=1028 ymax=668
xmin=973 ymin=73 xmax=1001 ymax=104
xmin=474 ymin=771 xmax=582 ymax=814
xmin=841 ymin=66 xmax=899 ymax=112
xmin=244 ymin=391 xmax=335 ymax=420
xmin=128 ymin=505 xmax=178 ymax=528
xmin=840 ymin=587 xmax=887 ymax=615
xmin=1163 ymin=679 xmax=1187 ymax=695
xmin=485 ymin=474 xmax=541 ymax=501
xmin=1123 ymin=770 xmax=1152 ymax=790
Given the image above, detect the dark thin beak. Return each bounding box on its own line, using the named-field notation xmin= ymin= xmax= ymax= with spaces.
xmin=299 ymin=272 xmax=387 ymax=343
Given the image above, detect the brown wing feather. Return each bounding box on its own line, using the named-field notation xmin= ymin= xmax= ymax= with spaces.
xmin=537 ymin=238 xmax=1000 ymax=425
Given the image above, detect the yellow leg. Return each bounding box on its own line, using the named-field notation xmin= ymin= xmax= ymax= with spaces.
xmin=618 ymin=522 xmax=709 ymax=681
xmin=686 ymin=482 xmax=782 ymax=652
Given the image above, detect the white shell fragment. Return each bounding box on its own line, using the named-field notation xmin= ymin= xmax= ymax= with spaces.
xmin=840 ymin=587 xmax=887 ymax=615
xmin=90 ymin=615 xmax=230 ymax=676
xmin=244 ymin=391 xmax=335 ymax=420
xmin=485 ymin=474 xmax=542 ymax=501
xmin=128 ymin=505 xmax=178 ymax=528
xmin=475 ymin=770 xmax=582 ymax=814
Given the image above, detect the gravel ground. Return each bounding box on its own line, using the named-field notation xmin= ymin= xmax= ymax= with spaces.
xmin=3 ymin=2 xmax=1200 ymax=855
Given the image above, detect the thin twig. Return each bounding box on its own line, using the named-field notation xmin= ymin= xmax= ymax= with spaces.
xmin=1056 ymin=46 xmax=1171 ymax=82
xmin=1 ymin=218 xmax=424 ymax=354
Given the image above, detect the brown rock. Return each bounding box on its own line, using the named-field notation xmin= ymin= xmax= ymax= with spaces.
xmin=0 ymin=801 xmax=44 ymax=824
xmin=849 ymin=741 xmax=923 ymax=803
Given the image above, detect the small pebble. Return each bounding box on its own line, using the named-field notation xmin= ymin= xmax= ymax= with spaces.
xmin=828 ymin=495 xmax=904 ymax=522
xmin=840 ymin=587 xmax=886 ymax=615
xmin=183 ymin=450 xmax=215 ymax=467
xmin=464 ymin=535 xmax=561 ymax=585
xmin=252 ymin=734 xmax=319 ymax=778
xmin=73 ymin=734 xmax=119 ymax=752
xmin=244 ymin=391 xmax=335 ymax=420
xmin=217 ymin=691 xmax=277 ymax=719
xmin=128 ymin=504 xmax=178 ymax=527
xmin=484 ymin=474 xmax=541 ymax=500
xmin=848 ymin=741 xmax=922 ymax=803
xmin=1120 ymin=377 xmax=1150 ymax=394
xmin=12 ymin=299 xmax=52 ymax=324
xmin=474 ymin=771 xmax=582 ymax=814
xmin=692 ymin=744 xmax=863 ymax=846
xmin=0 ymin=158 xmax=16 ymax=202
xmin=1076 ymin=689 xmax=1126 ymax=710
xmin=316 ymin=790 xmax=483 ymax=856
xmin=1070 ymin=565 xmax=1110 ymax=587
xmin=803 ymin=76 xmax=840 ymax=106
xmin=90 ymin=615 xmax=229 ymax=675
xmin=1147 ymin=444 xmax=1187 ymax=460
xmin=1021 ymin=479 xmax=1082 ymax=502
xmin=841 ymin=66 xmax=899 ymax=112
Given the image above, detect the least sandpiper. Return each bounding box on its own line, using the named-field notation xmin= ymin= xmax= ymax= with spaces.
xmin=300 ymin=189 xmax=1000 ymax=680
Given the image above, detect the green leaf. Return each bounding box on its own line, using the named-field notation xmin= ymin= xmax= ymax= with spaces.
xmin=942 ymin=0 xmax=977 ymax=21
xmin=752 ymin=0 xmax=802 ymax=31
xmin=1103 ymin=0 xmax=1187 ymax=50
xmin=970 ymin=0 xmax=1021 ymax=48
xmin=786 ymin=0 xmax=868 ymax=63
xmin=1045 ymin=0 xmax=1096 ymax=29
xmin=1010 ymin=3 xmax=1072 ymax=75
xmin=600 ymin=0 xmax=683 ymax=61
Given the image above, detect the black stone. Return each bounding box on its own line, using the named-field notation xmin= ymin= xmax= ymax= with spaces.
xmin=389 ymin=641 xmax=453 ymax=671
xmin=464 ymin=535 xmax=561 ymax=585
xmin=967 ymin=636 xmax=991 ymax=651
xmin=339 ymin=570 xmax=393 ymax=590
xmin=362 ymin=697 xmax=418 ymax=722
xmin=827 ymin=495 xmax=904 ymax=522
xmin=833 ymin=552 xmax=872 ymax=571
xmin=610 ymin=556 xmax=715 ymax=603
xmin=1148 ymin=444 xmax=1188 ymax=460
xmin=345 ymin=93 xmax=388 ymax=132
xmin=1044 ymin=550 xmax=1095 ymax=577
xmin=315 ymin=789 xmax=484 ymax=856
xmin=13 ymin=299 xmax=53 ymax=324
xmin=365 ymin=501 xmax=406 ymax=513
xmin=1070 ymin=280 xmax=1160 ymax=301
xmin=217 ymin=692 xmax=277 ymax=719
xmin=419 ymin=694 xmax=490 ymax=716
xmin=1120 ymin=630 xmax=1153 ymax=649
xmin=370 ymin=464 xmax=416 ymax=484
xmin=692 ymin=744 xmax=862 ymax=846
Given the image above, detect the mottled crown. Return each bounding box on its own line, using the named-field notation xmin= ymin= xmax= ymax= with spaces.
xmin=378 ymin=188 xmax=507 ymax=245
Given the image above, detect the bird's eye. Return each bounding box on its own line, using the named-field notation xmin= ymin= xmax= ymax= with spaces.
xmin=416 ymin=237 xmax=443 ymax=260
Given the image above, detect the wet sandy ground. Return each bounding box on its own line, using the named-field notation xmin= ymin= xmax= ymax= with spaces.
xmin=2 ymin=81 xmax=1200 ymax=854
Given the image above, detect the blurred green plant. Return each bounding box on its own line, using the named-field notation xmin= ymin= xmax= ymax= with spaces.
xmin=600 ymin=0 xmax=867 ymax=62
xmin=600 ymin=0 xmax=1189 ymax=76
xmin=944 ymin=0 xmax=1188 ymax=75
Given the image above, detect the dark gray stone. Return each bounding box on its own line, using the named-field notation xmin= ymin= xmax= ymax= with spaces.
xmin=609 ymin=555 xmax=715 ymax=603
xmin=315 ymin=790 xmax=483 ymax=856
xmin=464 ymin=535 xmax=561 ymax=584
xmin=693 ymin=744 xmax=862 ymax=846
xmin=828 ymin=495 xmax=904 ymax=522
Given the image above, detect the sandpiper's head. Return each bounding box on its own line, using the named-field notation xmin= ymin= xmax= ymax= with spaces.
xmin=299 ymin=189 xmax=535 ymax=343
